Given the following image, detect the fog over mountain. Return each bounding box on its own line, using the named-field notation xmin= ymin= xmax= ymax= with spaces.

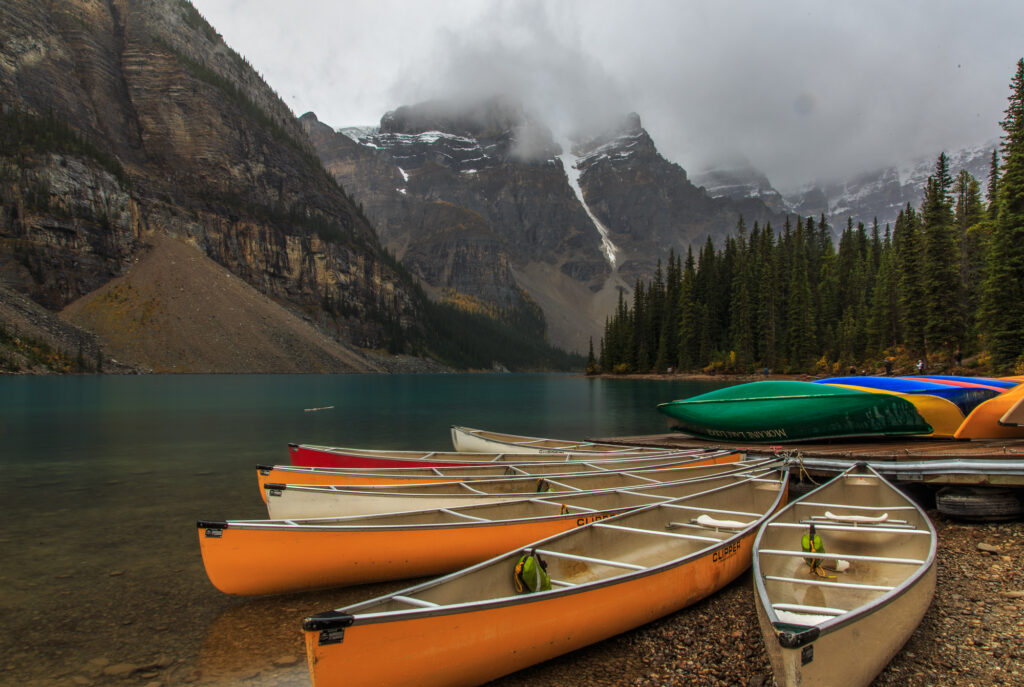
xmin=193 ymin=0 xmax=1022 ymax=192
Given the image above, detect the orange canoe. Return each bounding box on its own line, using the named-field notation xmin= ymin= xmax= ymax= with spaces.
xmin=954 ymin=383 xmax=1024 ymax=439
xmin=265 ymin=455 xmax=754 ymax=519
xmin=255 ymin=449 xmax=737 ymax=502
xmin=199 ymin=462 xmax=780 ymax=596
xmin=300 ymin=467 xmax=788 ymax=687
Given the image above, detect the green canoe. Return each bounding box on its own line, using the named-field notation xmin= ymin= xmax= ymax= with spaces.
xmin=657 ymin=380 xmax=932 ymax=442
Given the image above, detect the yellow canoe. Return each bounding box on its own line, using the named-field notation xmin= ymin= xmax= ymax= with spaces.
xmin=826 ymin=383 xmax=963 ymax=438
xmin=301 ymin=465 xmax=789 ymax=687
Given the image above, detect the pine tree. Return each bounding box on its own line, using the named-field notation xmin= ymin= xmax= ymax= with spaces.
xmin=896 ymin=206 xmax=927 ymax=356
xmin=982 ymin=58 xmax=1024 ymax=370
xmin=676 ymin=248 xmax=700 ymax=370
xmin=921 ymin=153 xmax=960 ymax=352
xmin=987 ymin=148 xmax=1001 ymax=220
xmin=954 ymin=170 xmax=987 ymax=347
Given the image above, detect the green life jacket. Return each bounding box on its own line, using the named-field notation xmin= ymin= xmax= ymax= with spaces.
xmin=801 ymin=531 xmax=825 ymax=569
xmin=514 ymin=551 xmax=551 ymax=593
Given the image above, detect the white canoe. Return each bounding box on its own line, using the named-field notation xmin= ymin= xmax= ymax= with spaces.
xmin=450 ymin=425 xmax=664 ymax=454
xmin=752 ymin=463 xmax=937 ymax=687
xmin=265 ymin=455 xmax=762 ymax=519
xmin=300 ymin=467 xmax=789 ymax=687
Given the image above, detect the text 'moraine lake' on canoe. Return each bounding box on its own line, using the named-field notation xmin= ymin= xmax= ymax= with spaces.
xmin=264 ymin=450 xmax=746 ymax=519
xmin=752 ymin=463 xmax=936 ymax=687
xmin=449 ymin=425 xmax=665 ymax=454
xmin=198 ymin=461 xmax=782 ymax=596
xmin=301 ymin=463 xmax=790 ymax=687
xmin=657 ymin=380 xmax=935 ymax=443
xmin=289 ymin=441 xmax=677 ymax=469
xmin=256 ymin=449 xmax=735 ymax=502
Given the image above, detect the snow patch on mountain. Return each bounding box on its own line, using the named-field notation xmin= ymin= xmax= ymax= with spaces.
xmin=559 ymin=139 xmax=619 ymax=268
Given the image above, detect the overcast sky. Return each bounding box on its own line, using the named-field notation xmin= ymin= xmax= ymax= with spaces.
xmin=192 ymin=0 xmax=1022 ymax=192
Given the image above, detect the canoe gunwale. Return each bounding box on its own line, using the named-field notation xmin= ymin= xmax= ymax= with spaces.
xmin=752 ymin=464 xmax=938 ymax=648
xmin=305 ymin=467 xmax=789 ymax=629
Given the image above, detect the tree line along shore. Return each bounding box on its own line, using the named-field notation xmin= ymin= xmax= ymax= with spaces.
xmin=591 ymin=59 xmax=1024 ymax=380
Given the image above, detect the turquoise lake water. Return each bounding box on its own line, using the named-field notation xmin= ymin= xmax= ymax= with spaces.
xmin=0 ymin=374 xmax=729 ymax=686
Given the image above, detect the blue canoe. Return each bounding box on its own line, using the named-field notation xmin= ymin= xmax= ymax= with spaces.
xmin=815 ymin=377 xmax=1000 ymax=415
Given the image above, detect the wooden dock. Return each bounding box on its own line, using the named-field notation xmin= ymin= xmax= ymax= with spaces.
xmin=593 ymin=433 xmax=1024 ymax=487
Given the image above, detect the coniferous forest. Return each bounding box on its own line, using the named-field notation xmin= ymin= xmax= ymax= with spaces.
xmin=594 ymin=59 xmax=1024 ymax=377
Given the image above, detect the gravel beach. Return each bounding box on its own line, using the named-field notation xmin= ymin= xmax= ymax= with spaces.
xmin=16 ymin=506 xmax=1021 ymax=687
xmin=489 ymin=512 xmax=1023 ymax=687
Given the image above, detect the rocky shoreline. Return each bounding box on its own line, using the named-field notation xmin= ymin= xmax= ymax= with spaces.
xmin=490 ymin=513 xmax=1023 ymax=687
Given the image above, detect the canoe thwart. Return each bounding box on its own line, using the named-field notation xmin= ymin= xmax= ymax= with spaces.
xmin=391 ymin=595 xmax=441 ymax=608
xmin=772 ymin=521 xmax=926 ymax=535
xmin=758 ymin=549 xmax=926 ymax=565
xmin=764 ymin=574 xmax=895 ymax=592
xmin=592 ymin=522 xmax=723 ymax=543
xmin=531 ymin=548 xmax=646 ymax=571
xmin=795 ymin=501 xmax=917 ymax=512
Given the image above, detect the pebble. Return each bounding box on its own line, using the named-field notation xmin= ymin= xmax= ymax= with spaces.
xmin=102 ymin=663 xmax=137 ymax=678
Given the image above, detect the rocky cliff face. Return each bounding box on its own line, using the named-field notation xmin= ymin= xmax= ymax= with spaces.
xmin=302 ymin=100 xmax=618 ymax=351
xmin=0 ymin=0 xmax=428 ymax=371
xmin=572 ymin=115 xmax=787 ymax=285
xmin=305 ymin=105 xmax=787 ymax=352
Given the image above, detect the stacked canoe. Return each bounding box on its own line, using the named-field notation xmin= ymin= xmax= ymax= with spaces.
xmin=658 ymin=375 xmax=1024 ymax=442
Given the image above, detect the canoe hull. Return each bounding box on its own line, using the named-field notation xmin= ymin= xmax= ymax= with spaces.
xmin=658 ymin=381 xmax=931 ymax=443
xmin=290 ymin=444 xmax=478 ymax=468
xmin=198 ymin=515 xmax=616 ymax=595
xmin=755 ymin=564 xmax=936 ymax=687
xmin=449 ymin=425 xmax=666 ymax=454
xmin=303 ymin=527 xmax=758 ymax=687
xmin=955 ymin=383 xmax=1024 ymax=439
xmin=753 ymin=466 xmax=937 ymax=687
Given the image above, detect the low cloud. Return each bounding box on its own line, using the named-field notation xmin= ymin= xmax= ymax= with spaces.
xmin=195 ymin=0 xmax=1022 ymax=191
